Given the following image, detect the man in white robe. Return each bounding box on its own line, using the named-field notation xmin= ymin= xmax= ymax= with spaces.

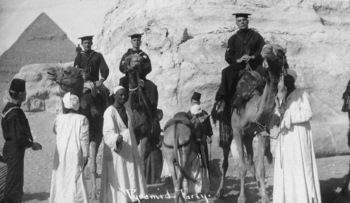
xmin=99 ymin=86 xmax=147 ymax=203
xmin=273 ymin=70 xmax=321 ymax=203
xmin=49 ymin=92 xmax=89 ymax=203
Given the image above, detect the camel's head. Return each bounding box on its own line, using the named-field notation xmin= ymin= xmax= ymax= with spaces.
xmin=261 ymin=44 xmax=288 ymax=77
xmin=125 ymin=53 xmax=143 ymax=73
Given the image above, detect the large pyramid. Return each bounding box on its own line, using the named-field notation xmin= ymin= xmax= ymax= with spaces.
xmin=0 ymin=12 xmax=76 ymax=73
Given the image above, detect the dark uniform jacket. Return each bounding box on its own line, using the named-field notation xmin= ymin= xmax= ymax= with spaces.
xmin=1 ymin=103 xmax=33 ymax=156
xmin=74 ymin=50 xmax=109 ymax=82
xmin=216 ymin=28 xmax=265 ymax=103
xmin=119 ymin=49 xmax=152 ymax=79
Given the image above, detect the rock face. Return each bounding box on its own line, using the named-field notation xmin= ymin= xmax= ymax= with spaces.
xmin=94 ymin=0 xmax=350 ymax=157
xmin=3 ymin=63 xmax=73 ymax=113
xmin=0 ymin=12 xmax=76 ymax=74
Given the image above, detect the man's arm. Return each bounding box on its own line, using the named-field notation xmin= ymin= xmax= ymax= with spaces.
xmin=225 ymin=36 xmax=237 ymax=65
xmin=252 ymin=32 xmax=266 ymax=63
xmin=99 ymin=53 xmax=109 ymax=81
xmin=140 ymin=52 xmax=152 ymax=78
xmin=119 ymin=53 xmax=128 ymax=74
xmin=74 ymin=53 xmax=81 ymax=68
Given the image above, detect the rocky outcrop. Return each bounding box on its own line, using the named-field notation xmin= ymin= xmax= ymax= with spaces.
xmin=3 ymin=63 xmax=72 ymax=113
xmin=94 ymin=0 xmax=350 ymax=157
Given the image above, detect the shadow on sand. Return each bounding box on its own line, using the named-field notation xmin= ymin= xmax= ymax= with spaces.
xmin=22 ymin=192 xmax=50 ymax=202
xmin=320 ymin=174 xmax=350 ymax=203
xmin=145 ymin=158 xmax=273 ymax=203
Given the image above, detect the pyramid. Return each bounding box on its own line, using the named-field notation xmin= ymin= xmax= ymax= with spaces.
xmin=0 ymin=12 xmax=77 ymax=74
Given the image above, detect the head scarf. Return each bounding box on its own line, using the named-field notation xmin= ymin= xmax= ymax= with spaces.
xmin=190 ymin=104 xmax=202 ymax=115
xmin=62 ymin=92 xmax=80 ymax=111
xmin=110 ymin=86 xmax=125 ymax=96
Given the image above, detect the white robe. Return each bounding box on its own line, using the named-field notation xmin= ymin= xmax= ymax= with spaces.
xmin=273 ymin=89 xmax=321 ymax=203
xmin=49 ymin=113 xmax=89 ymax=203
xmin=99 ymin=105 xmax=147 ymax=203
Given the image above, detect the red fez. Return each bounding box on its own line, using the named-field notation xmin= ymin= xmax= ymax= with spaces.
xmin=191 ymin=92 xmax=201 ymax=102
xmin=232 ymin=13 xmax=251 ymax=18
xmin=9 ymin=78 xmax=26 ymax=93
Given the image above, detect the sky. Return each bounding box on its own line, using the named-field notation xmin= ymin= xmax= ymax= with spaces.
xmin=0 ymin=0 xmax=115 ymax=55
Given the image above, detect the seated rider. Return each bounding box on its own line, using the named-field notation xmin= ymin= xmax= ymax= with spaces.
xmin=74 ymin=35 xmax=110 ymax=108
xmin=119 ymin=33 xmax=158 ymax=117
xmin=215 ymin=12 xmax=266 ymax=115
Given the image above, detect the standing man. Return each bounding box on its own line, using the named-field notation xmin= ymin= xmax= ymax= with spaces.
xmin=49 ymin=92 xmax=89 ymax=203
xmin=100 ymin=86 xmax=147 ymax=203
xmin=74 ymin=35 xmax=110 ymax=199
xmin=1 ymin=78 xmax=42 ymax=203
xmin=216 ymin=12 xmax=265 ymax=114
xmin=189 ymin=92 xmax=213 ymax=169
xmin=273 ymin=70 xmax=321 ymax=203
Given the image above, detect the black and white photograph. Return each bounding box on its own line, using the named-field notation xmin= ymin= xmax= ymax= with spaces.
xmin=0 ymin=0 xmax=350 ymax=202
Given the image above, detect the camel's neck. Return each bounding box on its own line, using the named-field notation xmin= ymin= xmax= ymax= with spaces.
xmin=255 ymin=72 xmax=279 ymax=123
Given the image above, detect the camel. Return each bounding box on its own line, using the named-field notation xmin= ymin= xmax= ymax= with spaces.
xmin=123 ymin=53 xmax=159 ymax=172
xmin=162 ymin=112 xmax=203 ymax=203
xmin=214 ymin=44 xmax=288 ymax=203
xmin=47 ymin=66 xmax=111 ymax=199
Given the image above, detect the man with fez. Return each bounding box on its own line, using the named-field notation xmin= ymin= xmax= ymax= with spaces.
xmin=1 ymin=79 xmax=42 ymax=203
xmin=214 ymin=13 xmax=265 ymax=146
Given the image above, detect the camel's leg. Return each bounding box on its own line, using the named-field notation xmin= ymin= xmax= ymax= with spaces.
xmin=244 ymin=136 xmax=255 ymax=180
xmin=256 ymin=136 xmax=269 ymax=203
xmin=215 ymin=145 xmax=231 ymax=198
xmin=138 ymin=137 xmax=148 ymax=173
xmin=234 ymin=129 xmax=247 ymax=203
xmin=340 ymin=161 xmax=350 ymax=196
xmin=89 ymin=133 xmax=102 ymax=200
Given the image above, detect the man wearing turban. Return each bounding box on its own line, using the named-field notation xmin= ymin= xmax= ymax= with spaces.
xmin=49 ymin=92 xmax=90 ymax=203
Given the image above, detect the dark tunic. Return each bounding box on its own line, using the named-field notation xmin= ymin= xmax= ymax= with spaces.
xmin=119 ymin=49 xmax=152 ymax=79
xmin=189 ymin=110 xmax=213 ymax=171
xmin=216 ymin=29 xmax=265 ymax=103
xmin=1 ymin=103 xmax=34 ymax=203
xmin=74 ymin=50 xmax=109 ymax=82
xmin=74 ymin=50 xmax=111 ymax=136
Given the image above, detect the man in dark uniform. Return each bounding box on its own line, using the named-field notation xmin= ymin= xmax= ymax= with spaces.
xmin=74 ymin=35 xmax=110 ymax=199
xmin=214 ymin=13 xmax=265 ymax=148
xmin=1 ymin=79 xmax=42 ymax=203
xmin=216 ymin=13 xmax=265 ymax=114
xmin=119 ymin=33 xmax=158 ymax=116
xmin=189 ymin=92 xmax=213 ymax=173
xmin=119 ymin=33 xmax=152 ymax=80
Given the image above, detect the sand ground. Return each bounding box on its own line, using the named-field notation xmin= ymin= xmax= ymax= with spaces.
xmin=0 ymin=111 xmax=349 ymax=203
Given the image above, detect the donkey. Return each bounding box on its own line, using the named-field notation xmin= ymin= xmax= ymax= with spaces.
xmin=162 ymin=112 xmax=202 ymax=203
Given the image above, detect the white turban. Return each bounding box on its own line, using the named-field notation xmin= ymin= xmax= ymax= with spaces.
xmin=287 ymin=69 xmax=297 ymax=81
xmin=110 ymin=86 xmax=125 ymax=96
xmin=62 ymin=92 xmax=80 ymax=111
xmin=190 ymin=104 xmax=202 ymax=115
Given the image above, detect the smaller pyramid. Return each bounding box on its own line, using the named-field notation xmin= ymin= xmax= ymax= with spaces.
xmin=0 ymin=12 xmax=77 ymax=73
